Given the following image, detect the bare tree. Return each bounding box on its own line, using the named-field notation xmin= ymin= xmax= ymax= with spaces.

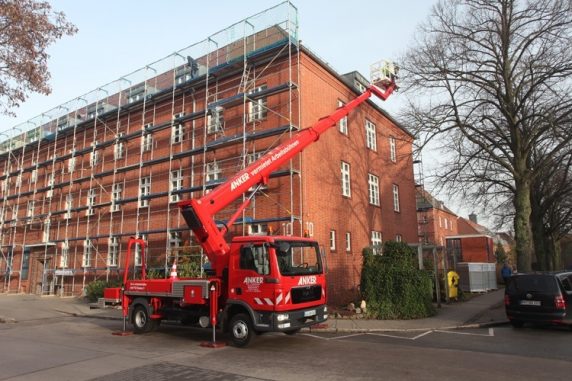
xmin=400 ymin=0 xmax=572 ymax=271
xmin=0 ymin=0 xmax=77 ymax=116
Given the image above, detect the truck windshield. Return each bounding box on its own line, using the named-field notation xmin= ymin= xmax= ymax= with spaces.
xmin=275 ymin=241 xmax=322 ymax=276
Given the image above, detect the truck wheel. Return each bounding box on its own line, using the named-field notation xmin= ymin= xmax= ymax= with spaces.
xmin=284 ymin=328 xmax=300 ymax=335
xmin=229 ymin=313 xmax=255 ymax=347
xmin=132 ymin=305 xmax=157 ymax=333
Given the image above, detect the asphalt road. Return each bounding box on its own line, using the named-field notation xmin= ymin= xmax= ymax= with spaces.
xmin=1 ymin=316 xmax=571 ymax=380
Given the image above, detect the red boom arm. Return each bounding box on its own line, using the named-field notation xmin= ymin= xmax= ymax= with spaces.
xmin=179 ymin=82 xmax=396 ymax=274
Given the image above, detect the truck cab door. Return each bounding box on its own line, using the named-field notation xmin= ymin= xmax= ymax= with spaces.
xmin=230 ymin=244 xmax=275 ymax=311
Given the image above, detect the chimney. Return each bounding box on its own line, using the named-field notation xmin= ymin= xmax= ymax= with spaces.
xmin=469 ymin=213 xmax=478 ymax=224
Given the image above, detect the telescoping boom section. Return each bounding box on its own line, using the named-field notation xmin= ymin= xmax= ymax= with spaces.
xmin=179 ymin=68 xmax=398 ymax=274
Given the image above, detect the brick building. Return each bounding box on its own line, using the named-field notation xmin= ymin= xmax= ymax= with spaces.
xmin=446 ymin=214 xmax=495 ymax=265
xmin=0 ymin=3 xmax=416 ymax=305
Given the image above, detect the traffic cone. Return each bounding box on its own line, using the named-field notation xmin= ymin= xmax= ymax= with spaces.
xmin=170 ymin=261 xmax=178 ymax=279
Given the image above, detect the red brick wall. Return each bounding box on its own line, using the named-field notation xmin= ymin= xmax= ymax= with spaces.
xmin=460 ymin=236 xmax=494 ymax=263
xmin=298 ymin=52 xmax=417 ymax=304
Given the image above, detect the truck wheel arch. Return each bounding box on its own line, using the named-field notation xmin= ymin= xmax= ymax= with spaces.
xmin=222 ymin=300 xmax=256 ymax=332
xmin=129 ymin=297 xmax=152 ymax=322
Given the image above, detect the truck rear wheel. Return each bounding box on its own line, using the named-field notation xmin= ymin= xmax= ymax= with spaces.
xmin=132 ymin=305 xmax=158 ymax=333
xmin=229 ymin=313 xmax=255 ymax=347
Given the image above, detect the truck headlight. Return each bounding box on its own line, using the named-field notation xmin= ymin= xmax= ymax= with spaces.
xmin=276 ymin=313 xmax=289 ymax=322
xmin=324 ymin=306 xmax=327 ymax=313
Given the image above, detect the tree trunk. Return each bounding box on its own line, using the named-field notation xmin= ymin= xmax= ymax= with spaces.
xmin=530 ymin=193 xmax=546 ymax=270
xmin=514 ymin=177 xmax=533 ymax=272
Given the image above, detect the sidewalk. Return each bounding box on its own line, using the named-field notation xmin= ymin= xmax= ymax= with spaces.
xmin=0 ymin=288 xmax=508 ymax=331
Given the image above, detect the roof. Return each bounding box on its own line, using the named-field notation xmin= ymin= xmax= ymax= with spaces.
xmin=415 ymin=188 xmax=458 ymax=215
xmin=457 ymin=217 xmax=494 ymax=236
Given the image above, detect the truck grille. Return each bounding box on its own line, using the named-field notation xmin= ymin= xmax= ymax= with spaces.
xmin=291 ymin=285 xmax=321 ymax=304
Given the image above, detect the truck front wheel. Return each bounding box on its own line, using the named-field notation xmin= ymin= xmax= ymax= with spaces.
xmin=229 ymin=313 xmax=255 ymax=347
xmin=132 ymin=305 xmax=158 ymax=333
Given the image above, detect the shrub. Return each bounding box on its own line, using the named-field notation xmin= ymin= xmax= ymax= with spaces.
xmin=360 ymin=241 xmax=436 ymax=319
xmin=85 ymin=279 xmax=120 ymax=302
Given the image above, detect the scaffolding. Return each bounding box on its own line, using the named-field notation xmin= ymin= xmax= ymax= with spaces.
xmin=0 ymin=1 xmax=302 ymax=296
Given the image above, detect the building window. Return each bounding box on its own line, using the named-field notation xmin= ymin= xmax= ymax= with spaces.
xmin=345 ymin=232 xmax=351 ymax=253
xmin=26 ymin=200 xmax=35 ymax=218
xmin=172 ymin=113 xmax=184 ymax=143
xmin=341 ymin=161 xmax=351 ymax=197
xmin=338 ymin=100 xmax=348 ymax=135
xmin=111 ymin=183 xmax=122 ymax=212
xmin=86 ymin=188 xmax=97 ymax=216
xmin=60 ymin=241 xmax=69 ymax=268
xmin=207 ymin=107 xmax=224 ymax=134
xmin=134 ymin=234 xmax=148 ymax=266
xmin=83 ymin=239 xmax=92 ymax=267
xmin=64 ymin=194 xmax=73 ymax=219
xmin=11 ymin=204 xmax=18 ymax=221
xmin=206 ymin=161 xmax=221 ymax=184
xmin=170 ymin=169 xmax=183 ymax=203
xmin=389 ymin=136 xmax=397 ymax=162
xmin=392 ymin=184 xmax=400 ymax=212
xmin=365 ymin=120 xmax=377 ymax=151
xmin=169 ymin=231 xmax=182 ymax=248
xmin=396 ymin=234 xmax=403 ymax=243
xmin=108 ymin=236 xmax=119 ymax=267
xmin=329 ymin=230 xmax=336 ymax=251
xmin=371 ymin=231 xmax=383 ymax=255
xmin=444 ymin=218 xmax=449 ymax=230
xmin=42 ymin=218 xmax=50 ymax=242
xmin=142 ymin=133 xmax=153 ymax=152
xmin=354 ymin=80 xmax=367 ymax=93
xmin=90 ymin=142 xmax=99 ymax=167
xmin=15 ymin=173 xmax=22 ymax=188
xmin=248 ymin=85 xmax=268 ymax=122
xmin=68 ymin=155 xmax=76 ymax=173
xmin=139 ymin=176 xmax=151 ymax=207
xmin=114 ymin=142 xmax=124 ymax=160
xmin=368 ymin=173 xmax=380 ymax=206
xmin=30 ymin=169 xmax=38 ymax=183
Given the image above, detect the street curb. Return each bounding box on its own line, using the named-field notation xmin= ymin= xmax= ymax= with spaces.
xmin=302 ymin=320 xmax=510 ymax=334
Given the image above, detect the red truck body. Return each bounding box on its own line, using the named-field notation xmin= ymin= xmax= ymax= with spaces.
xmin=104 ymin=63 xmax=397 ymax=347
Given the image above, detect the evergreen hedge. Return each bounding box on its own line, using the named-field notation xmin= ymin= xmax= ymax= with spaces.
xmin=360 ymin=241 xmax=435 ymax=319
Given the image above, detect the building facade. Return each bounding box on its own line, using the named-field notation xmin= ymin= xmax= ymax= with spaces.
xmin=0 ymin=4 xmax=416 ymax=305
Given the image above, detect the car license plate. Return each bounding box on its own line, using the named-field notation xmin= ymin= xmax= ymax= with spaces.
xmin=520 ymin=300 xmax=541 ymax=306
xmin=304 ymin=309 xmax=316 ymax=317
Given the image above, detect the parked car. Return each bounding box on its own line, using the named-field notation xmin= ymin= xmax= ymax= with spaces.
xmin=504 ymin=272 xmax=572 ymax=329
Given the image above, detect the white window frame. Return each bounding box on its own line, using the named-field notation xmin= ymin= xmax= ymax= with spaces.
xmin=114 ymin=142 xmax=124 ymax=160
xmin=338 ymin=100 xmax=348 ymax=135
xmin=82 ymin=239 xmax=92 ymax=267
xmin=90 ymin=142 xmax=99 ymax=167
xmin=329 ymin=230 xmax=336 ymax=251
xmin=30 ymin=169 xmax=38 ymax=183
xmin=64 ymin=193 xmax=73 ymax=219
xmin=365 ymin=119 xmax=377 ymax=151
xmin=341 ymin=161 xmax=351 ymax=197
xmin=345 ymin=232 xmax=351 ymax=252
xmin=42 ymin=218 xmax=50 ymax=242
xmin=371 ymin=231 xmax=383 ymax=255
xmin=248 ymin=85 xmax=268 ymax=122
xmin=142 ymin=133 xmax=153 ymax=152
xmin=139 ymin=176 xmax=151 ymax=207
xmin=396 ymin=234 xmax=403 ymax=243
xmin=172 ymin=113 xmax=184 ymax=144
xmin=392 ymin=184 xmax=400 ymax=212
xmin=68 ymin=155 xmax=76 ymax=173
xmin=206 ymin=161 xmax=221 ymax=184
xmin=134 ymin=234 xmax=148 ymax=266
xmin=26 ymin=200 xmax=35 ymax=218
xmin=368 ymin=173 xmax=380 ymax=206
xmin=86 ymin=188 xmax=96 ymax=216
xmin=11 ymin=204 xmax=18 ymax=221
xmin=389 ymin=136 xmax=397 ymax=162
xmin=207 ymin=107 xmax=224 ymax=134
xmin=108 ymin=236 xmax=119 ymax=267
xmin=60 ymin=241 xmax=69 ymax=268
xmin=169 ymin=231 xmax=182 ymax=249
xmin=111 ymin=183 xmax=122 ymax=212
xmin=170 ymin=169 xmax=183 ymax=203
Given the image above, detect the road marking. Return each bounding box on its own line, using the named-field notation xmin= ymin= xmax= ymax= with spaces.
xmin=302 ymin=328 xmax=495 ymax=342
xmin=433 ymin=328 xmax=495 ymax=337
